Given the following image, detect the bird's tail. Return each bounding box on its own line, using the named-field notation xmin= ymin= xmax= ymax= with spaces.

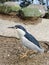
xmin=41 ymin=48 xmax=44 ymax=53
xmin=39 ymin=48 xmax=44 ymax=53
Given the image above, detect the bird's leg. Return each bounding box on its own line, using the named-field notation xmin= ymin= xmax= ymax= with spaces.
xmin=19 ymin=50 xmax=29 ymax=59
xmin=20 ymin=52 xmax=28 ymax=59
xmin=19 ymin=50 xmax=38 ymax=59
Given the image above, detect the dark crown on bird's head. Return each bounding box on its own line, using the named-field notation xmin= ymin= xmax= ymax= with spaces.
xmin=15 ymin=25 xmax=27 ymax=33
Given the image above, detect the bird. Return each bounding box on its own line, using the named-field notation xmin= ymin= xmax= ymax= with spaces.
xmin=8 ymin=25 xmax=44 ymax=53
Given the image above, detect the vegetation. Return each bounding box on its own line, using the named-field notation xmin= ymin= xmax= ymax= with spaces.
xmin=0 ymin=4 xmax=21 ymax=14
xmin=0 ymin=4 xmax=11 ymax=13
xmin=0 ymin=0 xmax=33 ymax=3
xmin=0 ymin=0 xmax=10 ymax=3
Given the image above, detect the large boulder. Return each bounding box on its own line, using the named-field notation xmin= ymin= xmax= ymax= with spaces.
xmin=0 ymin=2 xmax=21 ymax=14
xmin=18 ymin=4 xmax=47 ymax=19
xmin=28 ymin=4 xmax=47 ymax=17
xmin=4 ymin=1 xmax=21 ymax=12
xmin=0 ymin=4 xmax=11 ymax=14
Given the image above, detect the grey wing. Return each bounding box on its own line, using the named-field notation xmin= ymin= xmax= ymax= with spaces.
xmin=24 ymin=32 xmax=41 ymax=48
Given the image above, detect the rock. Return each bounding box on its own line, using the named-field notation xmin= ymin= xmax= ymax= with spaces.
xmin=4 ymin=1 xmax=19 ymax=7
xmin=0 ymin=19 xmax=49 ymax=42
xmin=18 ymin=4 xmax=42 ymax=19
xmin=19 ymin=4 xmax=47 ymax=18
xmin=0 ymin=4 xmax=12 ymax=14
xmin=28 ymin=4 xmax=47 ymax=17
xmin=0 ymin=2 xmax=21 ymax=14
xmin=0 ymin=19 xmax=20 ymax=39
xmin=4 ymin=1 xmax=21 ymax=11
xmin=18 ymin=4 xmax=47 ymax=19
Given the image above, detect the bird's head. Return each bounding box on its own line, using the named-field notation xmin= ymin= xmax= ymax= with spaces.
xmin=8 ymin=25 xmax=27 ymax=38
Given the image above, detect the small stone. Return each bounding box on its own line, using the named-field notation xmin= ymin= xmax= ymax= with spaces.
xmin=8 ymin=54 xmax=10 ymax=57
xmin=47 ymin=51 xmax=49 ymax=53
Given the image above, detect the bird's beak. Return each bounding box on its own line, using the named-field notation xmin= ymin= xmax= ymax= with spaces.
xmin=8 ymin=26 xmax=15 ymax=29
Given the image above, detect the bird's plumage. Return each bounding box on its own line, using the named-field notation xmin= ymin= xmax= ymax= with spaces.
xmin=15 ymin=25 xmax=41 ymax=48
xmin=24 ymin=32 xmax=41 ymax=48
xmin=15 ymin=25 xmax=27 ymax=33
xmin=8 ymin=25 xmax=44 ymax=53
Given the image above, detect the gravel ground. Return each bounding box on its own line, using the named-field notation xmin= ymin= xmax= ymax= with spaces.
xmin=0 ymin=14 xmax=49 ymax=65
xmin=0 ymin=36 xmax=49 ymax=65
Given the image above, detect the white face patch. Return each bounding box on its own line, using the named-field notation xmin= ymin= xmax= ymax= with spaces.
xmin=16 ymin=28 xmax=26 ymax=38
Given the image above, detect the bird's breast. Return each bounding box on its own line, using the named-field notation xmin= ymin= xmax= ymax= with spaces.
xmin=21 ymin=37 xmax=28 ymax=45
xmin=21 ymin=37 xmax=37 ymax=49
xmin=20 ymin=37 xmax=42 ymax=51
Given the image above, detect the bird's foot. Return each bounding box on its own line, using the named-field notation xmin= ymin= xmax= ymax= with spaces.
xmin=19 ymin=50 xmax=37 ymax=59
xmin=19 ymin=50 xmax=30 ymax=59
xmin=20 ymin=52 xmax=28 ymax=59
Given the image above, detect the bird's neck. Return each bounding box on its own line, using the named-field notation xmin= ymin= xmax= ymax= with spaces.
xmin=18 ymin=33 xmax=24 ymax=38
xmin=17 ymin=30 xmax=26 ymax=38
